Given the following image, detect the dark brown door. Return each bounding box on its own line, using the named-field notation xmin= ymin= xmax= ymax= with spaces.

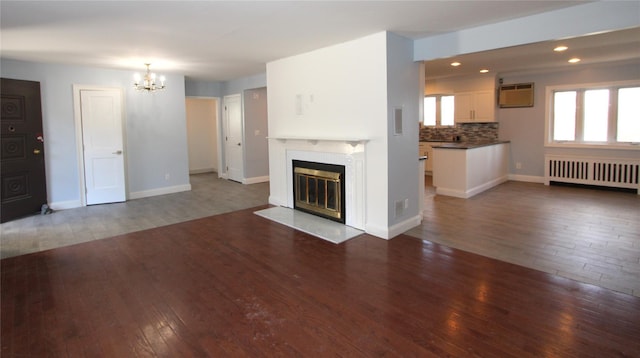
xmin=1 ymin=78 xmax=47 ymax=223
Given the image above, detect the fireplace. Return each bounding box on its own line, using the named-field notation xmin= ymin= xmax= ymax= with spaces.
xmin=293 ymin=160 xmax=346 ymax=224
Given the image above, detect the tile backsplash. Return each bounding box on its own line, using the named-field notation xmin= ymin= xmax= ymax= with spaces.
xmin=420 ymin=122 xmax=499 ymax=142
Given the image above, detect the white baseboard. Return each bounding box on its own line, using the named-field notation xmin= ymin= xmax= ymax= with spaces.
xmin=189 ymin=168 xmax=216 ymax=175
xmin=365 ymin=214 xmax=422 ymax=240
xmin=49 ymin=200 xmax=82 ymax=211
xmin=467 ymin=175 xmax=508 ymax=197
xmin=435 ymin=187 xmax=467 ymax=198
xmin=436 ymin=175 xmax=508 ymax=199
xmin=243 ymin=176 xmax=270 ymax=184
xmin=129 ymin=184 xmax=192 ymax=200
xmin=508 ymin=174 xmax=545 ymax=183
xmin=268 ymin=196 xmax=287 ymax=207
xmin=388 ymin=215 xmax=423 ymax=239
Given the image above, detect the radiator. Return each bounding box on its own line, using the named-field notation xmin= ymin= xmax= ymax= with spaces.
xmin=544 ymin=155 xmax=640 ymax=193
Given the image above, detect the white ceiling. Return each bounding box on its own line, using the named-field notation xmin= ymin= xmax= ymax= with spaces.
xmin=2 ymin=1 xmax=635 ymax=82
xmin=425 ymin=26 xmax=640 ymax=80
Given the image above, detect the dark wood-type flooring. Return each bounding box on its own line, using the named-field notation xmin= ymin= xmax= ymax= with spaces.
xmin=2 ymin=205 xmax=640 ymax=357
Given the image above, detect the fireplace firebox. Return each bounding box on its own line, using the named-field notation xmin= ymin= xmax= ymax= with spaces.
xmin=293 ymin=160 xmax=346 ymax=224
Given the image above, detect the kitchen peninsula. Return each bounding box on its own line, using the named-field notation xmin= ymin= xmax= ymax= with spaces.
xmin=432 ymin=141 xmax=510 ymax=198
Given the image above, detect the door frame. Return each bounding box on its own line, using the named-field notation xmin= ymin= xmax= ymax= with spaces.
xmin=221 ymin=93 xmax=244 ymax=182
xmin=185 ymin=96 xmax=221 ymax=176
xmin=72 ymin=85 xmax=128 ymax=206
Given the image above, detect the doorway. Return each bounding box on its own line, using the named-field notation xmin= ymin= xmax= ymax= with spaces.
xmin=185 ymin=97 xmax=219 ymax=174
xmin=73 ymin=86 xmax=126 ymax=205
xmin=1 ymin=78 xmax=48 ymax=223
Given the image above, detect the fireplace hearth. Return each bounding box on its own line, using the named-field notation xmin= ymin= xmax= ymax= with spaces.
xmin=293 ymin=160 xmax=346 ymax=224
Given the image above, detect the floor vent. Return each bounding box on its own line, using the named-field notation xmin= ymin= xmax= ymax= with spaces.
xmin=545 ymin=155 xmax=640 ymax=193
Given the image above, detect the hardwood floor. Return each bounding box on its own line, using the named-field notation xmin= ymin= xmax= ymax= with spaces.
xmin=2 ymin=206 xmax=639 ymax=357
xmin=0 ymin=174 xmax=269 ymax=259
xmin=407 ymin=177 xmax=640 ymax=297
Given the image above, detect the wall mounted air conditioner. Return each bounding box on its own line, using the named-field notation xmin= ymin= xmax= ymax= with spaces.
xmin=499 ymin=82 xmax=534 ymax=108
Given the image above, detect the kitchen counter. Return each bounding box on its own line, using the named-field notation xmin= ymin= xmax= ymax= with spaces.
xmin=429 ymin=140 xmax=510 ymax=149
xmin=432 ymin=142 xmax=509 ymax=198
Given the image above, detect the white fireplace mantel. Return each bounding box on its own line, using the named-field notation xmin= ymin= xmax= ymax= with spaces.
xmin=268 ymin=136 xmax=369 ymax=147
xmin=283 ymin=148 xmax=366 ymax=231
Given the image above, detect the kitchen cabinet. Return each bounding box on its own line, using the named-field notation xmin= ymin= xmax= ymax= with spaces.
xmin=454 ymin=90 xmax=495 ymax=122
xmin=419 ymin=142 xmax=434 ymax=174
xmin=432 ymin=142 xmax=509 ymax=198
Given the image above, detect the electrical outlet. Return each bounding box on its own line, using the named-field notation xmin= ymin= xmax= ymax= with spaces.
xmin=404 ymin=198 xmax=409 ymax=209
xmin=165 ymin=173 xmax=170 ymax=181
xmin=516 ymin=162 xmax=522 ymax=169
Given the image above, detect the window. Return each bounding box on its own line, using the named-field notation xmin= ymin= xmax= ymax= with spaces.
xmin=618 ymin=87 xmax=640 ymax=142
xmin=441 ymin=96 xmax=454 ymax=126
xmin=423 ymin=95 xmax=454 ymax=126
xmin=424 ymin=97 xmax=436 ymax=126
xmin=583 ymin=89 xmax=609 ymax=142
xmin=549 ymin=82 xmax=640 ymax=145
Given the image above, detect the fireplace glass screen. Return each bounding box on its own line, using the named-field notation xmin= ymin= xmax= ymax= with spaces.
xmin=293 ymin=160 xmax=345 ymax=223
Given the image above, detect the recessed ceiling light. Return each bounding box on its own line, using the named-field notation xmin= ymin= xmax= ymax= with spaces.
xmin=568 ymin=58 xmax=581 ymax=63
xmin=479 ymin=69 xmax=489 ymax=73
xmin=554 ymin=46 xmax=568 ymax=52
xmin=450 ymin=62 xmax=461 ymax=67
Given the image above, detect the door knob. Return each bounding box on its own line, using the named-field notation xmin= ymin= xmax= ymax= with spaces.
xmin=237 ymin=143 xmax=241 ymax=146
xmin=113 ymin=150 xmax=123 ymax=155
xmin=33 ymin=149 xmax=41 ymax=155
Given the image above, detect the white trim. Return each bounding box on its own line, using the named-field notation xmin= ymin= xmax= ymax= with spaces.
xmin=466 ymin=176 xmax=508 ymax=197
xmin=545 ymin=80 xmax=640 ymax=147
xmin=189 ymin=168 xmax=216 ymax=175
xmin=243 ymin=176 xmax=269 ymax=184
xmin=364 ymin=222 xmax=389 ymax=239
xmin=186 ymin=96 xmax=221 ymax=176
xmin=49 ymin=200 xmax=82 ymax=211
xmin=285 ymin=149 xmax=366 ymax=231
xmin=544 ymin=143 xmax=640 ymax=151
xmin=436 ymin=176 xmax=508 ymax=199
xmin=508 ymin=174 xmax=545 ymax=183
xmin=434 ymin=187 xmax=468 ymax=199
xmin=388 ymin=215 xmax=423 ymax=239
xmin=268 ymin=196 xmax=287 ymax=207
xmin=365 ymin=214 xmax=422 ymax=240
xmin=129 ymin=184 xmax=191 ymax=200
xmin=72 ymin=85 xmax=127 ymax=206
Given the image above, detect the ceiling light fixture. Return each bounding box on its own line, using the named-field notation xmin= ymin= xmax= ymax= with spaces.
xmin=568 ymin=58 xmax=581 ymax=63
xmin=554 ymin=45 xmax=568 ymax=52
xmin=479 ymin=69 xmax=489 ymax=73
xmin=133 ymin=63 xmax=166 ymax=92
xmin=450 ymin=62 xmax=461 ymax=67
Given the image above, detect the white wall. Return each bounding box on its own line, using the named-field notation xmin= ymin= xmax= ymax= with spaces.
xmin=499 ymin=61 xmax=640 ymax=180
xmin=385 ymin=32 xmax=422 ymax=235
xmin=224 ymin=73 xmax=267 ymax=97
xmin=267 ymin=32 xmax=421 ymax=239
xmin=243 ymin=87 xmax=269 ymax=181
xmin=426 ymin=74 xmax=495 ymax=95
xmin=185 ymin=74 xmax=268 ymax=182
xmin=185 ymin=78 xmax=223 ymax=97
xmin=186 ymin=97 xmax=218 ymax=174
xmin=267 ymin=32 xmax=389 ymax=234
xmin=1 ymin=59 xmax=190 ymax=208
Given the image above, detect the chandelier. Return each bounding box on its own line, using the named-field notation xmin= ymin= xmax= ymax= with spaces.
xmin=133 ymin=63 xmax=166 ymax=92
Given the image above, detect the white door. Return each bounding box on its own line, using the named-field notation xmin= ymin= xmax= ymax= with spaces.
xmin=224 ymin=94 xmax=244 ymax=182
xmin=80 ymin=89 xmax=126 ymax=205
